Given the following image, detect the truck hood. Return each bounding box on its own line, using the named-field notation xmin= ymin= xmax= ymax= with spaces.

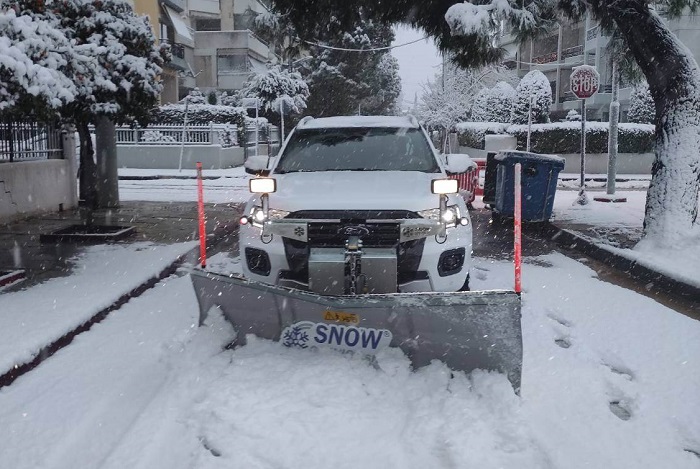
xmin=265 ymin=171 xmax=455 ymax=212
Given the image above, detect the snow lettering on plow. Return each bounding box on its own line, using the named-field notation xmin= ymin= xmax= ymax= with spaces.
xmin=281 ymin=321 xmax=393 ymax=354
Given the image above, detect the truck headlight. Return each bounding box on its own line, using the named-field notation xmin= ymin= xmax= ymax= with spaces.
xmin=248 ymin=206 xmax=289 ymax=227
xmin=418 ymin=205 xmax=461 ymax=227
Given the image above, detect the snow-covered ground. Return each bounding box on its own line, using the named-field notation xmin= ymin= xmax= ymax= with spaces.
xmin=1 ymin=252 xmax=698 ymax=468
xmin=0 ymin=241 xmax=196 ymax=377
xmin=118 ymin=167 xmax=251 ymax=204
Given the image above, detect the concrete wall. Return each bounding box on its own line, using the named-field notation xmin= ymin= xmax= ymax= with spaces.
xmin=459 ymin=146 xmax=654 ymax=175
xmin=0 ymin=160 xmax=78 ymax=220
xmin=558 ymin=152 xmax=654 ymax=174
xmin=117 ymin=144 xmax=244 ymax=169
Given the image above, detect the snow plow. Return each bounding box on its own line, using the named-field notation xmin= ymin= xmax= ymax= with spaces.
xmin=191 ymin=271 xmax=522 ymax=390
xmin=190 ymin=116 xmax=523 ymax=391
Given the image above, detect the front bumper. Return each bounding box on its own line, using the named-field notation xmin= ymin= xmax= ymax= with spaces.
xmin=239 ymin=217 xmax=472 ymax=293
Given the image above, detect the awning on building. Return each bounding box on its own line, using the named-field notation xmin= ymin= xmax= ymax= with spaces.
xmin=164 ymin=5 xmax=194 ymax=47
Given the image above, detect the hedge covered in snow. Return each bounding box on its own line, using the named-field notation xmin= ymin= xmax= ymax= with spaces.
xmin=150 ymin=104 xmax=247 ymax=127
xmin=457 ymin=121 xmax=654 ymax=154
xmin=454 ymin=122 xmax=509 ymax=148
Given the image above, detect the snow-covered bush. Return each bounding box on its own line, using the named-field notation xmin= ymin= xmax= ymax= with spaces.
xmin=455 ymin=122 xmax=509 ymax=149
xmin=511 ymin=70 xmax=552 ymax=125
xmin=484 ymin=81 xmax=516 ymax=123
xmin=180 ymin=88 xmax=207 ymax=105
xmin=628 ymin=83 xmax=655 ymax=124
xmin=141 ymin=130 xmax=177 ymax=143
xmin=219 ymin=91 xmax=239 ymax=107
xmin=455 ymin=121 xmax=653 ymax=153
xmin=218 ymin=124 xmax=238 ymax=147
xmin=566 ymin=109 xmax=582 ymax=122
xmin=470 ymin=88 xmax=490 ymax=122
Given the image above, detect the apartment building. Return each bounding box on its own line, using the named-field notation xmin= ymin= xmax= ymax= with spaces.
xmin=132 ymin=0 xmax=275 ymax=103
xmin=189 ymin=0 xmax=274 ymax=95
xmin=499 ymin=11 xmax=700 ymax=121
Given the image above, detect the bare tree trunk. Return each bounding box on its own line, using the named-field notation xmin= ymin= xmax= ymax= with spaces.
xmin=77 ymin=120 xmax=97 ymax=210
xmin=611 ymin=3 xmax=700 ymax=244
xmin=95 ymin=116 xmax=120 ymax=209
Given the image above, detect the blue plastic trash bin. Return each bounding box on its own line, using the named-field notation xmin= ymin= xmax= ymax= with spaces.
xmin=494 ymin=151 xmax=565 ymax=222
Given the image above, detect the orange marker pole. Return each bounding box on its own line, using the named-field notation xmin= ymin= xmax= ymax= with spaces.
xmin=514 ymin=163 xmax=522 ymax=294
xmin=196 ymin=162 xmax=206 ymax=268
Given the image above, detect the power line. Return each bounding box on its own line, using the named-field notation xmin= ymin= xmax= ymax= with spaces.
xmin=303 ymin=36 xmax=430 ymax=52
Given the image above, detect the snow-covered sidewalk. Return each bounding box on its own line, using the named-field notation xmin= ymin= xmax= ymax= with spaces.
xmin=552 ymin=190 xmax=700 ymax=289
xmin=0 ymin=241 xmax=195 ymax=377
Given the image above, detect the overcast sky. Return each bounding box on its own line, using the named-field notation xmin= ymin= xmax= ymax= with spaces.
xmin=391 ymin=26 xmax=443 ymax=111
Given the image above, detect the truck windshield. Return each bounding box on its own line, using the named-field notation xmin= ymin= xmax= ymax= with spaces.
xmin=274 ymin=127 xmax=440 ymax=173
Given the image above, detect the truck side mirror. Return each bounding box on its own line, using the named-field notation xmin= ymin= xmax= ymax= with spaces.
xmin=245 ymin=155 xmax=271 ymax=176
xmin=444 ymin=153 xmax=477 ymax=175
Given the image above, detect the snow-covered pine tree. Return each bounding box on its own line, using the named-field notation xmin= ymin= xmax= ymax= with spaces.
xmin=303 ymin=14 xmax=401 ymax=116
xmin=239 ymin=65 xmax=310 ymax=114
xmin=511 ymin=70 xmax=552 ymax=125
xmin=628 ymin=82 xmax=655 ymax=124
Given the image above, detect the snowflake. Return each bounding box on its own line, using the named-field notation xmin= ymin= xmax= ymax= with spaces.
xmin=282 ymin=326 xmax=309 ymax=349
xmin=294 ymin=227 xmax=305 ymax=237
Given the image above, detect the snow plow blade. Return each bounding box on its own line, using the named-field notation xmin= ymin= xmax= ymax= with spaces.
xmin=190 ymin=270 xmax=523 ymax=391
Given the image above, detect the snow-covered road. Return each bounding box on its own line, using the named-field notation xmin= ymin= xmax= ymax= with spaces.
xmin=1 ymin=252 xmax=698 ymax=469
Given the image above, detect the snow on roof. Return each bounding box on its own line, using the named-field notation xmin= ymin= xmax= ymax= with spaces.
xmin=298 ymin=115 xmax=420 ymax=130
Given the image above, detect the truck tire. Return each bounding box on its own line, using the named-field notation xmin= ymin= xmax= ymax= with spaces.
xmin=459 ymin=273 xmax=470 ymax=292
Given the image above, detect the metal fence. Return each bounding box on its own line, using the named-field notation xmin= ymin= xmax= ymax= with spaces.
xmin=115 ymin=124 xmax=236 ymax=146
xmin=113 ymin=122 xmax=282 ymax=160
xmin=0 ymin=120 xmax=63 ymax=162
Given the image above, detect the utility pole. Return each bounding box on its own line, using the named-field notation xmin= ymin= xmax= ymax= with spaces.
xmin=595 ymin=59 xmax=627 ymax=203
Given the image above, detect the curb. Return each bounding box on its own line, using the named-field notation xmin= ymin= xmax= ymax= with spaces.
xmin=543 ymin=223 xmax=700 ymax=301
xmin=0 ymin=221 xmax=238 ymax=389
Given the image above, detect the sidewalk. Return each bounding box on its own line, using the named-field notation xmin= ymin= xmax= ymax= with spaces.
xmin=548 ymin=189 xmax=700 ymax=301
xmin=0 ymin=201 xmax=241 ymax=382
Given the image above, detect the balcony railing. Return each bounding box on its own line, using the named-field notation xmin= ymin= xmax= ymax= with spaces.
xmin=586 ymin=26 xmax=599 ymax=41
xmin=562 ymin=45 xmax=584 ymax=59
xmin=532 ymin=51 xmax=558 ymax=64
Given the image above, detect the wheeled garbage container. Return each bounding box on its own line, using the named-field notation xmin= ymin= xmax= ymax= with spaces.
xmin=493 ymin=151 xmax=565 ymax=222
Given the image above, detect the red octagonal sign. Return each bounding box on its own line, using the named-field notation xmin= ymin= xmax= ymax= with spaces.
xmin=570 ymin=65 xmax=600 ymax=99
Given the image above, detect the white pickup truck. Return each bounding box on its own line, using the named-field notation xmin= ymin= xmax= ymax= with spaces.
xmin=238 ymin=115 xmax=474 ymax=295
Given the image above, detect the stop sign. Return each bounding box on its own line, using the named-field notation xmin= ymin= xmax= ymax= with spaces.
xmin=570 ymin=65 xmax=600 ymax=99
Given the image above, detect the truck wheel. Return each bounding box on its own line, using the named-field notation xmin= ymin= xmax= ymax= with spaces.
xmin=459 ymin=274 xmax=470 ymax=292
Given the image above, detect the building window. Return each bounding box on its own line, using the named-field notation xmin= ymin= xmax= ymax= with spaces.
xmin=218 ymin=54 xmax=249 ymax=73
xmin=234 ymin=13 xmax=255 ymax=30
xmin=160 ymin=22 xmax=170 ymax=42
xmin=194 ymin=18 xmax=221 ymax=31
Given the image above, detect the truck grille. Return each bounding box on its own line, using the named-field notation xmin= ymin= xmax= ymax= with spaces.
xmin=307 ymin=222 xmax=399 ymax=248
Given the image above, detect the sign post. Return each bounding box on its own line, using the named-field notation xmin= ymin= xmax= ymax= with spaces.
xmin=570 ymin=65 xmax=600 ymax=205
xmin=241 ymin=97 xmax=260 ymax=158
